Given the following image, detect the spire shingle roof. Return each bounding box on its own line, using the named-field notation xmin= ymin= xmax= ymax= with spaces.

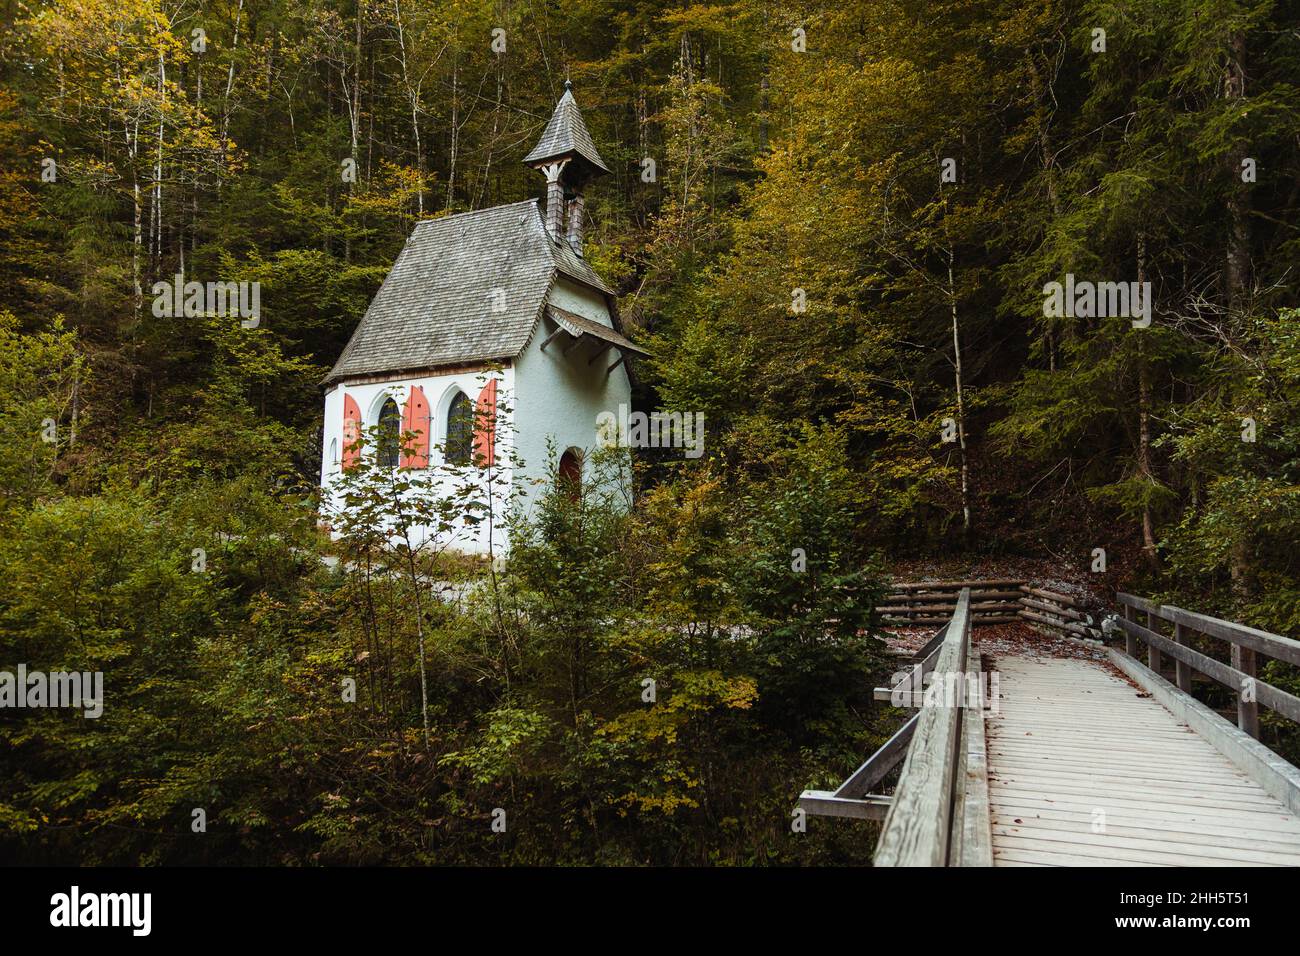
xmin=523 ymin=84 xmax=610 ymax=175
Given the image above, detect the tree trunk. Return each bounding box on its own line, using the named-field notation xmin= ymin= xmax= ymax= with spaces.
xmin=392 ymin=0 xmax=424 ymax=215
xmin=191 ymin=49 xmax=201 ymax=259
xmin=130 ymin=117 xmax=142 ymax=321
xmin=343 ymin=0 xmax=363 ymax=262
xmin=1136 ymin=234 xmax=1158 ymax=567
xmin=153 ymin=51 xmax=165 ymax=276
xmin=1033 ymin=57 xmax=1062 ymax=370
xmin=219 ymin=0 xmax=244 ymax=189
xmin=1224 ymin=32 xmax=1253 ymax=604
xmin=946 ymin=239 xmax=970 ymax=538
xmin=446 ymin=53 xmax=458 ymax=210
xmin=1224 ymin=32 xmax=1250 ymax=303
xmin=477 ymin=61 xmax=502 ymax=209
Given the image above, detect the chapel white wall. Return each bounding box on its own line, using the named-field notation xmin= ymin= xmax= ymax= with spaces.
xmin=512 ymin=277 xmax=633 ymax=514
xmin=320 ymin=365 xmax=515 ymax=556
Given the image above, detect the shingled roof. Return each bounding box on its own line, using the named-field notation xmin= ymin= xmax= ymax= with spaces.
xmin=548 ymin=305 xmax=649 ymax=356
xmin=324 ymin=199 xmax=616 ymax=385
xmin=522 ymin=84 xmax=611 ymax=175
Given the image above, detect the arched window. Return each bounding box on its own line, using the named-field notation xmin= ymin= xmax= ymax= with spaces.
xmin=377 ymin=397 xmax=401 ymax=469
xmin=329 ymin=438 xmax=339 ymax=467
xmin=445 ymin=392 xmax=473 ymax=465
xmin=558 ymin=448 xmax=582 ymax=498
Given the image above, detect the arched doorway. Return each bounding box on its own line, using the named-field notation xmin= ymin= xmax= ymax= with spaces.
xmin=558 ymin=448 xmax=582 ymax=498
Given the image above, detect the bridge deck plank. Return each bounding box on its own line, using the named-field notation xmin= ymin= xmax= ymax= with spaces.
xmin=986 ymin=654 xmax=1300 ymax=866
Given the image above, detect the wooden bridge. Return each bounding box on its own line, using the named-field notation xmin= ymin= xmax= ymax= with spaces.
xmin=798 ymin=587 xmax=1300 ymax=866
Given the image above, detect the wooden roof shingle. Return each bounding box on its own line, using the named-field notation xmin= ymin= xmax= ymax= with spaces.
xmin=522 ymin=84 xmax=610 ymax=176
xmin=324 ymin=199 xmax=615 ymax=385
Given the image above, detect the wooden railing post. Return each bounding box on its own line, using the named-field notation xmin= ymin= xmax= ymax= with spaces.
xmin=1123 ymin=604 xmax=1137 ymax=657
xmin=1173 ymin=622 xmax=1193 ymax=693
xmin=1146 ymin=610 xmax=1163 ymax=673
xmin=1233 ymin=642 xmax=1259 ymax=738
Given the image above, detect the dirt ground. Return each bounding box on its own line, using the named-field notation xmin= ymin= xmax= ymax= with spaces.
xmin=882 ymin=619 xmax=1145 ymax=691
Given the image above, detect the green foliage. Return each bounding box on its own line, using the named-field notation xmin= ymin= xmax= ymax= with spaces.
xmin=0 ymin=312 xmax=85 ymax=513
xmin=3 ymin=0 xmax=1300 ymax=864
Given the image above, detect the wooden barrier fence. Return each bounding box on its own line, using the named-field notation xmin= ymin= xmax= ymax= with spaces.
xmin=1016 ymin=584 xmax=1101 ymax=639
xmin=877 ymin=580 xmax=1024 ymax=626
xmin=878 ymin=579 xmax=1102 ymax=638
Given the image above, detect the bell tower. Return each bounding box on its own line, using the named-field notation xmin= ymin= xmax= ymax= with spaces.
xmin=524 ymin=80 xmax=610 ymax=257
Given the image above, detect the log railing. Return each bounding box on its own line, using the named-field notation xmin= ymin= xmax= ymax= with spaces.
xmin=1016 ymin=584 xmax=1101 ymax=640
xmin=1115 ymin=593 xmax=1300 ymax=740
xmin=877 ymin=580 xmax=1024 ymax=626
xmin=878 ymin=579 xmax=1102 ymax=639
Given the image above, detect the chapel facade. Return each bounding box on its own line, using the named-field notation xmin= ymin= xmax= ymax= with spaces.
xmin=320 ymin=83 xmax=644 ymax=555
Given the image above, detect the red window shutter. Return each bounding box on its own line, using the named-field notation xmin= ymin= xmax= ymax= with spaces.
xmin=473 ymin=379 xmax=498 ymax=468
xmin=400 ymin=385 xmax=430 ymax=469
xmin=342 ymin=394 xmax=362 ymax=471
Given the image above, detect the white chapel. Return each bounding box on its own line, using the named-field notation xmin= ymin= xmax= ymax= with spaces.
xmin=319 ymin=82 xmax=645 ymax=554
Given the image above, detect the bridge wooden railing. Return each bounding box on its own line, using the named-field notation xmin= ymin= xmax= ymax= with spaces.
xmin=798 ymin=588 xmax=992 ymax=866
xmin=1115 ymin=593 xmax=1300 ymax=739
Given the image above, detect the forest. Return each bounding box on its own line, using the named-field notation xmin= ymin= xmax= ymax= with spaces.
xmin=1 ymin=0 xmax=1298 ymax=865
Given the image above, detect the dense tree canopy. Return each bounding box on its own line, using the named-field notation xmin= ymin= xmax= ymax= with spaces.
xmin=1 ymin=0 xmax=1298 ymax=863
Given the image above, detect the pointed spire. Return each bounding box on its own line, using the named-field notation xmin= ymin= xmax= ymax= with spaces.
xmin=523 ymin=83 xmax=610 ymax=177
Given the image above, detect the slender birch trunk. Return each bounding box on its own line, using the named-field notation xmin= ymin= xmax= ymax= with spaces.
xmin=153 ymin=51 xmax=165 ymax=275
xmin=219 ymin=0 xmax=244 ymax=189
xmin=446 ymin=52 xmax=458 ymax=210
xmin=1224 ymin=32 xmax=1252 ymax=599
xmin=129 ymin=115 xmax=142 ymax=319
xmin=477 ymin=59 xmax=502 ymax=209
xmin=1135 ymin=234 xmax=1158 ymax=567
xmin=948 ymin=244 xmax=970 ymax=537
xmin=392 ymin=0 xmax=424 ymax=215
xmin=190 ymin=48 xmax=202 ymax=262
xmin=1224 ymin=32 xmax=1250 ymax=303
